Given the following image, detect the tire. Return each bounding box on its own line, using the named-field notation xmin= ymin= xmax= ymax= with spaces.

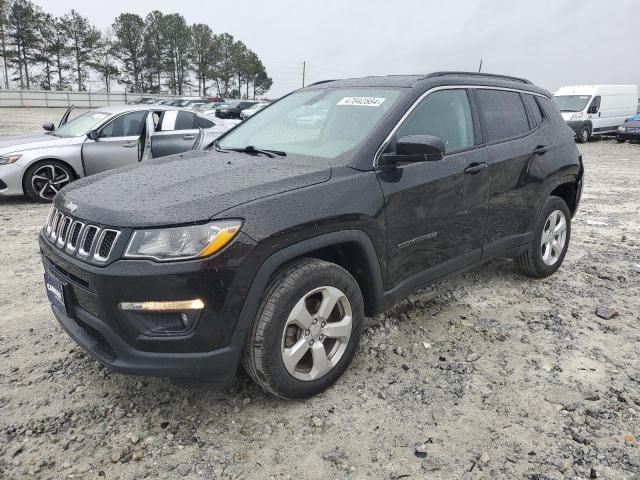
xmin=617 ymin=137 xmax=625 ymax=143
xmin=242 ymin=258 xmax=364 ymax=399
xmin=23 ymin=160 xmax=74 ymax=203
xmin=576 ymin=126 xmax=590 ymax=143
xmin=516 ymin=196 xmax=571 ymax=278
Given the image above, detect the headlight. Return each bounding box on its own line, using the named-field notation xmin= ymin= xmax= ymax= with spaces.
xmin=570 ymin=113 xmax=582 ymax=121
xmin=0 ymin=154 xmax=22 ymax=165
xmin=618 ymin=126 xmax=625 ymax=132
xmin=124 ymin=220 xmax=242 ymax=261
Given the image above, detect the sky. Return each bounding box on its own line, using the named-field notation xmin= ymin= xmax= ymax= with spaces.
xmin=34 ymin=0 xmax=640 ymax=98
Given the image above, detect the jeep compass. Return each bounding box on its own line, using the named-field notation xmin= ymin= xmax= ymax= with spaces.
xmin=40 ymin=72 xmax=583 ymax=399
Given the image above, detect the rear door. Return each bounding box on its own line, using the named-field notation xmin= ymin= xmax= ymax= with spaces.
xmin=150 ymin=110 xmax=199 ymax=158
xmin=81 ymin=110 xmax=148 ymax=176
xmin=475 ymin=89 xmax=554 ymax=257
xmin=377 ymin=88 xmax=491 ymax=288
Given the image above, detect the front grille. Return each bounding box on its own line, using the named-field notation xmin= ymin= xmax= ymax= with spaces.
xmin=43 ymin=206 xmax=121 ymax=264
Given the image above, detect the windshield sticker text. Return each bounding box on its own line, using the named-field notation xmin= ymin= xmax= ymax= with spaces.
xmin=337 ymin=97 xmax=386 ymax=107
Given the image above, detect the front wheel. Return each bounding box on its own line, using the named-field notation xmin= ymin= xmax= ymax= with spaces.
xmin=516 ymin=196 xmax=571 ymax=278
xmin=242 ymin=258 xmax=364 ymax=399
xmin=23 ymin=161 xmax=74 ymax=203
xmin=617 ymin=137 xmax=626 ymax=143
xmin=577 ymin=126 xmax=590 ymax=143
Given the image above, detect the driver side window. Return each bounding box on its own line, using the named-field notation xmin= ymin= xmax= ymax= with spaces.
xmin=100 ymin=111 xmax=147 ymax=138
xmin=395 ymin=89 xmax=474 ymax=153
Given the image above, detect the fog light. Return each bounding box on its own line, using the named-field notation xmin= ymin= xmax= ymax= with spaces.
xmin=118 ymin=299 xmax=205 ymax=311
xmin=180 ymin=312 xmax=191 ymax=328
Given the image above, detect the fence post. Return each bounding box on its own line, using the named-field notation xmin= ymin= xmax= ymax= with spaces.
xmin=88 ymin=91 xmax=92 ymax=108
xmin=107 ymin=91 xmax=110 ymax=106
xmin=66 ymin=92 xmax=70 ymax=107
xmin=45 ymin=90 xmax=48 ymax=107
xmin=19 ymin=89 xmax=23 ymax=107
xmin=124 ymin=90 xmax=127 ymax=104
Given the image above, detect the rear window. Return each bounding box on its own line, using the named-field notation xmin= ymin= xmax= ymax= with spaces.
xmin=523 ymin=94 xmax=544 ymax=126
xmin=476 ymin=89 xmax=530 ymax=142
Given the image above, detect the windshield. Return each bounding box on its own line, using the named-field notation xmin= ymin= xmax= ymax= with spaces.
xmin=553 ymin=95 xmax=592 ymax=112
xmin=53 ymin=111 xmax=110 ymax=137
xmin=217 ymin=88 xmax=402 ymax=159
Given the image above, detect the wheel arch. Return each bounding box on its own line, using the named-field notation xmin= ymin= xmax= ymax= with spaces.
xmin=233 ymin=230 xmax=385 ymax=338
xmin=22 ymin=157 xmax=80 ymax=186
xmin=550 ymin=177 xmax=580 ymax=217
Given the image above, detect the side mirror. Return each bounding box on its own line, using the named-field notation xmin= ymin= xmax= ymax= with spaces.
xmin=380 ymin=135 xmax=445 ymax=166
xmin=42 ymin=122 xmax=55 ymax=132
xmin=587 ymin=104 xmax=598 ymax=114
xmin=87 ymin=130 xmax=99 ymax=141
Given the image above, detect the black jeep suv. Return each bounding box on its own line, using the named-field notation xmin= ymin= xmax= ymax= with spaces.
xmin=40 ymin=72 xmax=583 ymax=399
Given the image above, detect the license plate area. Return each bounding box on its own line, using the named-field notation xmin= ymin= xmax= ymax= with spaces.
xmin=44 ymin=271 xmax=67 ymax=315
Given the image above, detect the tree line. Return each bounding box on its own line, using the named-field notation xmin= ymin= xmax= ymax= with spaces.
xmin=0 ymin=0 xmax=273 ymax=98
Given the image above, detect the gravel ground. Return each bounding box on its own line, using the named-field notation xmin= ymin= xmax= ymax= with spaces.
xmin=0 ymin=108 xmax=91 ymax=135
xmin=1 ymin=109 xmax=639 ymax=479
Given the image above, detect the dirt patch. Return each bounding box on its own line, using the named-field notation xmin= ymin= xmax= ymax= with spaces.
xmin=1 ymin=112 xmax=639 ymax=479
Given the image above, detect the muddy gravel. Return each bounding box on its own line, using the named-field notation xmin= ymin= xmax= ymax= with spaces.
xmin=1 ymin=111 xmax=639 ymax=479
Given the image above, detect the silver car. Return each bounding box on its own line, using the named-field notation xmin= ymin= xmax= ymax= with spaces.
xmin=0 ymin=105 xmax=234 ymax=202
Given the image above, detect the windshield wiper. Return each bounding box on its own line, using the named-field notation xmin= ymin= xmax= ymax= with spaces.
xmin=230 ymin=146 xmax=287 ymax=158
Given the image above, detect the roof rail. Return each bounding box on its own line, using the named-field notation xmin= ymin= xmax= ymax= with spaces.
xmin=423 ymin=71 xmax=532 ymax=85
xmin=306 ymin=79 xmax=337 ymax=87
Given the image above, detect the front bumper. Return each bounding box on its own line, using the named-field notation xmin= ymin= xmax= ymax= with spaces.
xmin=617 ymin=130 xmax=640 ymax=141
xmin=565 ymin=120 xmax=587 ymax=135
xmin=40 ymin=231 xmax=257 ymax=381
xmin=0 ymin=163 xmax=25 ymax=196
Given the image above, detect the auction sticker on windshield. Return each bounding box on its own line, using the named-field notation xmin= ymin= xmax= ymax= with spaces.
xmin=337 ymin=97 xmax=386 ymax=107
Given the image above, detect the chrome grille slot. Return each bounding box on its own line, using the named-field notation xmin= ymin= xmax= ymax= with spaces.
xmin=57 ymin=217 xmax=72 ymax=247
xmin=66 ymin=221 xmax=84 ymax=252
xmin=44 ymin=206 xmax=55 ymax=231
xmin=49 ymin=211 xmax=62 ymax=241
xmin=79 ymin=226 xmax=100 ymax=257
xmin=94 ymin=229 xmax=120 ymax=262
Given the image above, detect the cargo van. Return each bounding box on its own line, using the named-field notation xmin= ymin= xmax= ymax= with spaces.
xmin=553 ymin=85 xmax=638 ymax=143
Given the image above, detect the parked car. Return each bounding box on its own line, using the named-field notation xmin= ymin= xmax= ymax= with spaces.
xmin=240 ymin=102 xmax=269 ymax=120
xmin=215 ymin=100 xmax=259 ymax=119
xmin=128 ymin=96 xmax=158 ymax=105
xmin=617 ymin=117 xmax=640 ymax=142
xmin=196 ymin=101 xmax=226 ymax=114
xmin=168 ymin=97 xmax=204 ymax=107
xmin=553 ymin=85 xmax=638 ymax=143
xmin=0 ymin=105 xmax=233 ymax=202
xmin=40 ymin=72 xmax=583 ymax=398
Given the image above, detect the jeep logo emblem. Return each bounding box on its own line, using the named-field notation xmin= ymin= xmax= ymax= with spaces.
xmin=65 ymin=201 xmax=78 ymax=213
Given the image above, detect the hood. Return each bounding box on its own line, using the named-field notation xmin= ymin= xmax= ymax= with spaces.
xmin=623 ymin=120 xmax=640 ymax=129
xmin=0 ymin=132 xmax=73 ymax=155
xmin=56 ymin=150 xmax=332 ymax=227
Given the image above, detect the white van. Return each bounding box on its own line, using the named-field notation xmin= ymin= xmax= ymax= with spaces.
xmin=553 ymin=85 xmax=638 ymax=143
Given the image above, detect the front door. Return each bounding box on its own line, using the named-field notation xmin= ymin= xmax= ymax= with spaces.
xmin=377 ymin=88 xmax=491 ymax=289
xmin=81 ymin=110 xmax=148 ymax=176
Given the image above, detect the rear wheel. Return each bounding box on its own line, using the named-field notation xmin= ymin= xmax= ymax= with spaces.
xmin=23 ymin=161 xmax=74 ymax=203
xmin=516 ymin=196 xmax=571 ymax=278
xmin=242 ymin=258 xmax=364 ymax=399
xmin=617 ymin=137 xmax=626 ymax=143
xmin=577 ymin=126 xmax=590 ymax=143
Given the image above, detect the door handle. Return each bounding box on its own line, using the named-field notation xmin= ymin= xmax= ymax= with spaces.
xmin=182 ymin=135 xmax=196 ymax=140
xmin=534 ymin=145 xmax=549 ymax=155
xmin=464 ymin=162 xmax=488 ymax=175
xmin=123 ymin=142 xmax=137 ymax=148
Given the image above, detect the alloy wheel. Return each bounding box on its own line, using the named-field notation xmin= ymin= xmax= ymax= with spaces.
xmin=281 ymin=286 xmax=353 ymax=381
xmin=31 ymin=164 xmax=71 ymax=201
xmin=540 ymin=209 xmax=567 ymax=266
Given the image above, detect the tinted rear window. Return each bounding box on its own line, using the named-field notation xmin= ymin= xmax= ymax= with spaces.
xmin=524 ymin=94 xmax=544 ymax=126
xmin=476 ymin=89 xmax=530 ymax=142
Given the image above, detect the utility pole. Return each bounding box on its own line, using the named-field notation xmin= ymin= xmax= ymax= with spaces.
xmin=302 ymin=61 xmax=306 ymax=88
xmin=478 ymin=59 xmax=483 ymax=73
